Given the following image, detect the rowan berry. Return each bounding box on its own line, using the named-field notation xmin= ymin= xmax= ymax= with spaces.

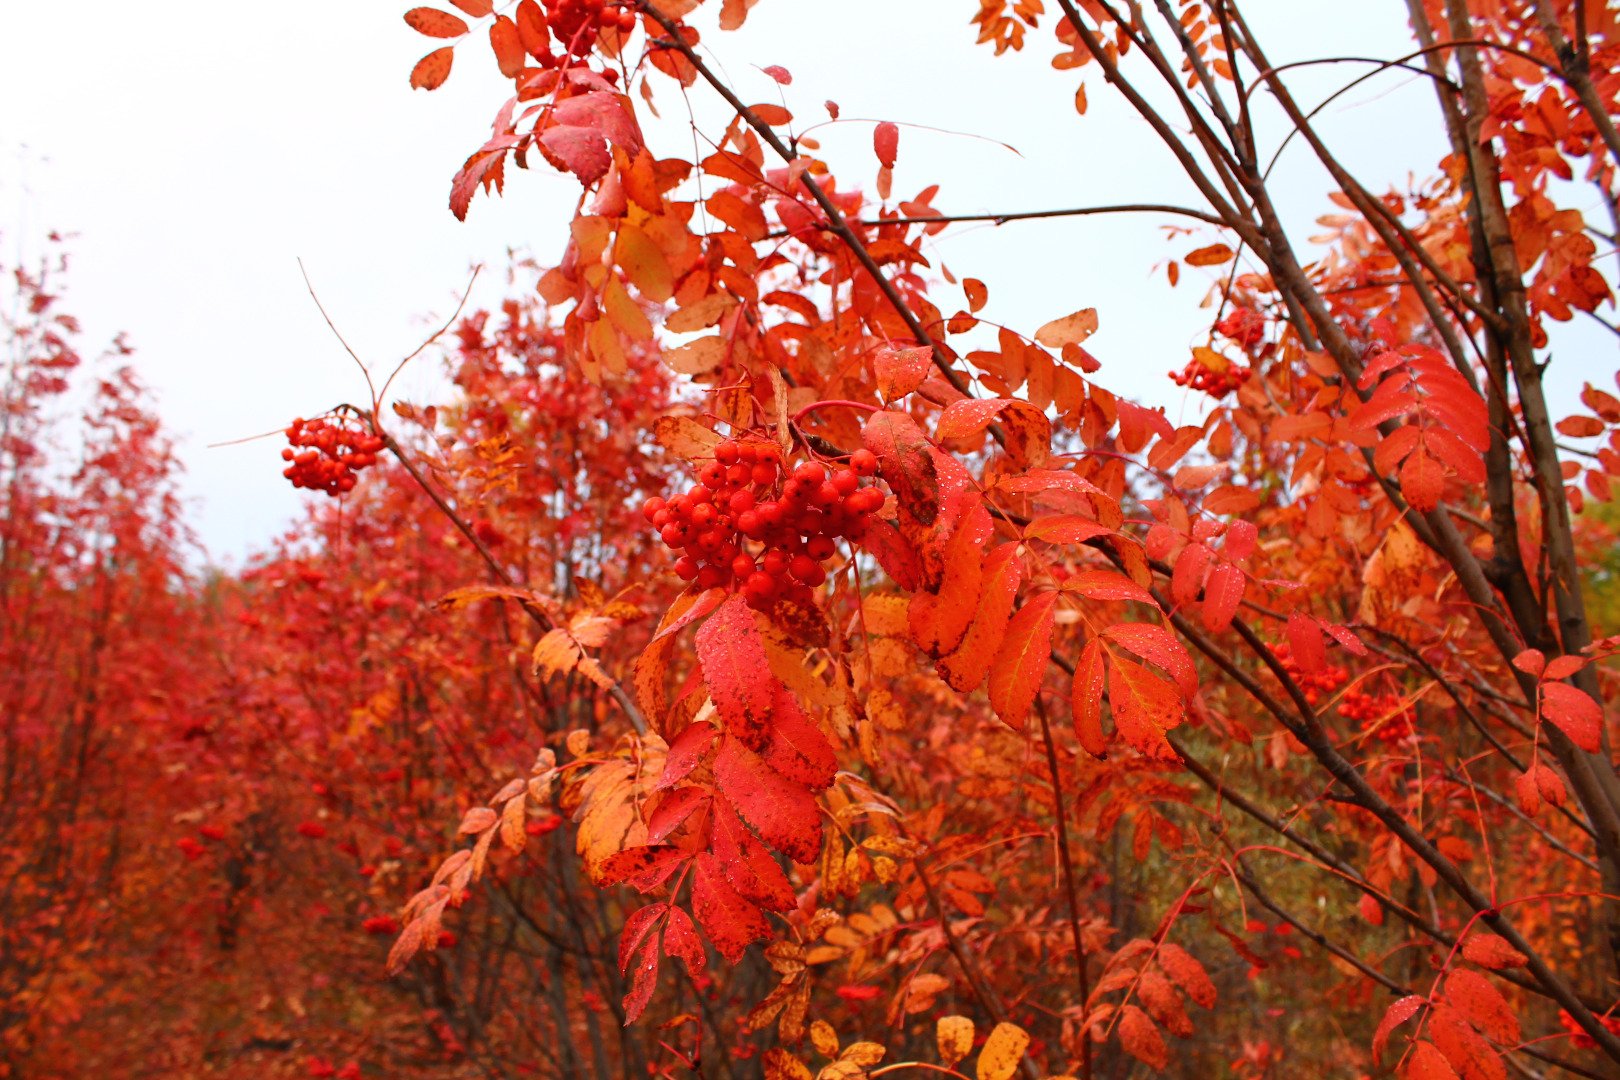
xmin=850 ymin=448 xmax=878 ymax=476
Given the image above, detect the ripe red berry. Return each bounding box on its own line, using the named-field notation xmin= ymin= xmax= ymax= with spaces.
xmin=700 ymin=462 xmax=726 ymax=488
xmin=806 ymin=535 xmax=836 ymax=560
xmin=674 ymin=556 xmax=700 ymax=580
xmin=716 ymin=440 xmax=739 ymax=464
xmin=726 ymin=463 xmax=751 ymax=486
xmin=762 ymin=549 xmax=790 ymax=577
xmin=812 ymin=481 xmax=841 ymax=507
xmin=793 ymin=461 xmax=826 ymax=485
xmin=660 ymin=524 xmax=685 ymax=547
xmin=641 ymin=496 xmax=666 ymax=522
xmin=697 ymin=565 xmax=727 ymax=590
xmin=745 ymin=571 xmax=778 ymax=600
xmin=750 ymin=461 xmax=776 ymax=486
xmin=736 ymin=510 xmax=765 ymax=539
xmin=691 ymin=502 xmax=717 ymax=527
xmin=728 ymin=489 xmax=756 ymax=514
xmin=850 ymin=448 xmax=878 ymax=477
xmin=789 ymin=553 xmax=819 ymax=581
xmin=847 ymin=487 xmax=884 ymax=514
xmin=731 ymin=554 xmax=757 ymax=579
xmin=832 ymin=469 xmax=859 ymax=496
xmin=736 ymin=441 xmax=758 ymax=463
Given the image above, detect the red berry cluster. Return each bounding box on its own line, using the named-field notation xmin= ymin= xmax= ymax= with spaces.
xmin=1272 ymin=643 xmax=1349 ymax=706
xmin=1339 ymin=691 xmax=1417 ymax=745
xmin=280 ymin=418 xmax=384 ymax=497
xmin=1216 ymin=306 xmax=1267 ymax=350
xmin=642 ymin=440 xmax=885 ymax=608
xmin=1170 ymin=355 xmax=1252 ymax=399
xmin=521 ymin=0 xmax=636 ymax=69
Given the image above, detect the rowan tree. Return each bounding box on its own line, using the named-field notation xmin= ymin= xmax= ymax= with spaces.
xmin=309 ymin=1 xmax=1620 ymax=1077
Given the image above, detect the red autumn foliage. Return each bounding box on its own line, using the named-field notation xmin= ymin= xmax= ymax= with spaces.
xmin=9 ymin=2 xmax=1620 ymax=1078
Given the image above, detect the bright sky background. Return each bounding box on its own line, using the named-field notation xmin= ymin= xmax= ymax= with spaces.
xmin=2 ymin=1 xmax=1607 ymax=565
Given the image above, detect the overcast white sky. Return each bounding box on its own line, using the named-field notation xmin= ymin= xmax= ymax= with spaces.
xmin=2 ymin=1 xmax=1607 ymax=564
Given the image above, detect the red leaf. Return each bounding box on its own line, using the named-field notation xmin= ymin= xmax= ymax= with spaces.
xmin=410 ymin=47 xmax=455 ymax=90
xmin=874 ymin=121 xmax=899 ymax=169
xmin=936 ymin=397 xmax=1012 ymax=441
xmin=1428 ymin=1003 xmax=1506 ymax=1080
xmin=1286 ymin=612 xmax=1327 ymax=674
xmin=762 ymin=686 xmax=837 ymax=790
xmin=1540 ymin=682 xmax=1603 ymax=751
xmin=1103 ymin=622 xmax=1197 ymax=695
xmin=695 ymin=595 xmax=774 ymax=749
xmin=1072 ymin=638 xmax=1107 ymax=757
xmin=620 ymin=928 xmax=661 ymax=1023
xmin=713 ymin=735 xmax=822 ymax=863
xmin=1444 ymin=969 xmax=1519 ymax=1045
xmin=1171 ymin=543 xmax=1212 ymax=606
xmin=1108 ymin=654 xmax=1184 ymax=759
xmin=646 ymin=786 xmax=709 ymax=843
xmin=691 ymin=851 xmax=770 ymax=963
xmin=1157 ymin=942 xmax=1216 ymax=1009
xmin=938 ymin=543 xmax=1022 ymax=693
xmin=538 ymin=126 xmax=611 ymax=186
xmin=761 ymin=64 xmax=793 ymax=84
xmin=860 ymin=518 xmax=923 ymax=591
xmin=1118 ymin=1005 xmax=1168 ymax=1070
xmin=658 ymin=720 xmax=718 ymax=790
xmin=1374 ymin=995 xmax=1427 ymax=1062
xmin=597 ymin=845 xmax=685 ymax=890
xmin=447 ymin=0 xmax=494 ymax=14
xmin=1405 ymin=1041 xmax=1461 ymax=1080
xmin=618 ymin=903 xmax=666 ymax=975
xmin=711 ymin=799 xmax=796 ymax=912
xmin=663 ymin=906 xmax=706 ymax=976
xmin=405 ymin=8 xmax=471 ymax=37
xmin=1067 ymin=569 xmax=1158 ymax=607
xmin=1200 ymin=562 xmax=1244 ymax=632
xmin=863 ymin=410 xmax=940 ymax=526
xmin=987 ymin=591 xmax=1057 ymax=730
xmin=1460 ymin=935 xmax=1526 ymax=970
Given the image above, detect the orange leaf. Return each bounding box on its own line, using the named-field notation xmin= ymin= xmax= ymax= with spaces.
xmin=938 ymin=543 xmax=1023 ymax=693
xmin=1072 ymin=638 xmax=1107 ymax=757
xmin=875 ymin=346 xmax=933 ymax=402
xmin=488 ymin=15 xmax=525 ymax=78
xmin=405 ymin=7 xmax=470 ymax=37
xmin=986 ymin=591 xmax=1056 ymax=730
xmin=410 ymin=47 xmax=455 ymax=90
xmin=1034 ymin=307 xmax=1098 ymax=349
xmin=1103 ymin=622 xmax=1196 ymax=695
xmin=1184 ymin=243 xmax=1234 ymax=266
xmin=937 ymin=397 xmax=1013 ymax=441
xmin=1108 ymin=654 xmax=1184 ymax=759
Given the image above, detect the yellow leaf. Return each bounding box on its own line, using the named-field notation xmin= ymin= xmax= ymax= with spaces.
xmin=811 ymin=1020 xmax=840 ymax=1058
xmin=615 ymin=222 xmax=674 ymax=302
xmin=976 ymin=1022 xmax=1029 ymax=1080
xmin=937 ymin=1015 xmax=975 ymax=1067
